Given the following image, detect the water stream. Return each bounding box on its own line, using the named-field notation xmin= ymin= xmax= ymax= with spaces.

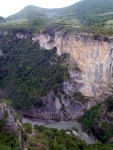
xmin=22 ymin=117 xmax=96 ymax=144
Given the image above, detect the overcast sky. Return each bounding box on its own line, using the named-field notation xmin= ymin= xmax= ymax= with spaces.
xmin=0 ymin=0 xmax=81 ymax=17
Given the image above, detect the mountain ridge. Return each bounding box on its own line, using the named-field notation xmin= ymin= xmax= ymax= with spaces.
xmin=6 ymin=0 xmax=113 ymax=26
xmin=6 ymin=5 xmax=50 ymax=20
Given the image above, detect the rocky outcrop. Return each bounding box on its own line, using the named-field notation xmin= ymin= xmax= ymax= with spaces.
xmin=16 ymin=32 xmax=30 ymax=39
xmin=19 ymin=91 xmax=96 ymax=120
xmin=0 ymin=103 xmax=20 ymax=131
xmin=32 ymin=31 xmax=113 ymax=98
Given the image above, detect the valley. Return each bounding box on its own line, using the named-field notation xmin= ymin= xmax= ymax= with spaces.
xmin=0 ymin=0 xmax=113 ymax=149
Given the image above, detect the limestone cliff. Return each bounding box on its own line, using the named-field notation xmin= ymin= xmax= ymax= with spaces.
xmin=32 ymin=31 xmax=113 ymax=98
xmin=1 ymin=29 xmax=113 ymax=120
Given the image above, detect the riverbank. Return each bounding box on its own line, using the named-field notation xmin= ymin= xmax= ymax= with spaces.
xmin=22 ymin=117 xmax=96 ymax=144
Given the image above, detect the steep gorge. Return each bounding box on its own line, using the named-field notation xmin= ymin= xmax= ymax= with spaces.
xmin=0 ymin=29 xmax=113 ymax=120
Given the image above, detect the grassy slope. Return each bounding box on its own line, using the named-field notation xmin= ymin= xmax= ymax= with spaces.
xmin=2 ymin=0 xmax=113 ymax=35
xmin=6 ymin=0 xmax=113 ymax=22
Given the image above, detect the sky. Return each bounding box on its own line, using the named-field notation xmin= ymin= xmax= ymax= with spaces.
xmin=0 ymin=0 xmax=81 ymax=18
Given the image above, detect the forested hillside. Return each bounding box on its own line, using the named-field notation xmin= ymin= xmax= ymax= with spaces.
xmin=62 ymin=0 xmax=113 ymax=26
xmin=0 ymin=29 xmax=69 ymax=110
xmin=80 ymin=96 xmax=113 ymax=143
xmin=6 ymin=5 xmax=50 ymax=20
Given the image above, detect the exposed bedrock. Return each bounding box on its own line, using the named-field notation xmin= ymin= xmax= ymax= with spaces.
xmin=32 ymin=31 xmax=113 ymax=98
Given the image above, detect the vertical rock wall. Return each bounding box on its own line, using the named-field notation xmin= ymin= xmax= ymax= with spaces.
xmin=32 ymin=32 xmax=113 ymax=98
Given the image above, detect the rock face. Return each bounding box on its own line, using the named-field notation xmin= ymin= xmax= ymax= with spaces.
xmin=0 ymin=103 xmax=19 ymax=131
xmin=1 ymin=29 xmax=113 ymax=120
xmin=20 ymin=91 xmax=96 ymax=120
xmin=32 ymin=31 xmax=113 ymax=98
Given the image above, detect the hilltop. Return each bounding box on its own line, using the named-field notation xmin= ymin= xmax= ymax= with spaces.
xmin=0 ymin=0 xmax=112 ymax=35
xmin=6 ymin=5 xmax=52 ymax=20
xmin=6 ymin=0 xmax=113 ymax=26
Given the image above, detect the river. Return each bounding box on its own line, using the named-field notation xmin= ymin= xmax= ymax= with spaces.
xmin=22 ymin=117 xmax=96 ymax=144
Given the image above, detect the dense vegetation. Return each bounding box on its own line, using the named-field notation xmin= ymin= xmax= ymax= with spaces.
xmin=32 ymin=125 xmax=87 ymax=150
xmin=0 ymin=30 xmax=69 ymax=109
xmin=0 ymin=18 xmax=51 ymax=33
xmin=60 ymin=0 xmax=113 ymax=35
xmin=80 ymin=96 xmax=113 ymax=143
xmin=0 ymin=101 xmax=113 ymax=150
xmin=1 ymin=116 xmax=113 ymax=150
xmin=23 ymin=124 xmax=113 ymax=150
xmin=64 ymin=0 xmax=113 ymax=26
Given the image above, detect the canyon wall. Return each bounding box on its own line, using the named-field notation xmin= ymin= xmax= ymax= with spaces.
xmin=1 ymin=29 xmax=113 ymax=120
xmin=32 ymin=31 xmax=113 ymax=99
